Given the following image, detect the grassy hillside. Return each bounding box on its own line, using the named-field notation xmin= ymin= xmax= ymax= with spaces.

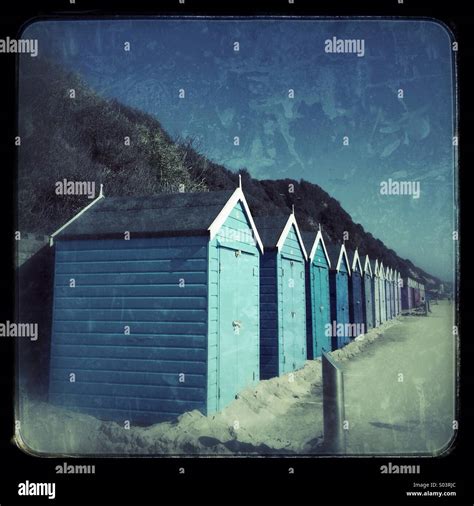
xmin=17 ymin=57 xmax=440 ymax=289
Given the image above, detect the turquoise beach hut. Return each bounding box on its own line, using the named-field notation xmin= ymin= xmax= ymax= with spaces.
xmin=327 ymin=242 xmax=352 ymax=349
xmin=48 ymin=185 xmax=263 ymax=424
xmin=302 ymin=228 xmax=332 ymax=359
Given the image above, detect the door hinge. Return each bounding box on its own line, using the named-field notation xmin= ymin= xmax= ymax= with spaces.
xmin=218 ymin=387 xmax=221 ymax=399
xmin=253 ymin=371 xmax=255 ymax=381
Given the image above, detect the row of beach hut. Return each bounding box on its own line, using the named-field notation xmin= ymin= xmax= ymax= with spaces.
xmin=47 ymin=185 xmax=424 ymax=424
xmin=401 ymin=276 xmax=426 ymax=310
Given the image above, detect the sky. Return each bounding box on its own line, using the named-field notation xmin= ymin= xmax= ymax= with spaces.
xmin=22 ymin=19 xmax=457 ymax=281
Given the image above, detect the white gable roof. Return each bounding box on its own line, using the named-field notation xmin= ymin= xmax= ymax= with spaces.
xmin=363 ymin=255 xmax=373 ymax=277
xmin=379 ymin=261 xmax=385 ymax=280
xmin=351 ymin=248 xmax=363 ymax=274
xmin=373 ymin=258 xmax=380 ymax=277
xmin=337 ymin=243 xmax=352 ymax=275
xmin=275 ymin=213 xmax=308 ymax=261
xmin=307 ymin=229 xmax=331 ymax=268
xmin=208 ymin=187 xmax=264 ymax=253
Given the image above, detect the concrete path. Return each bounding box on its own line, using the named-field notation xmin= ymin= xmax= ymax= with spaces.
xmin=340 ymin=301 xmax=456 ymax=455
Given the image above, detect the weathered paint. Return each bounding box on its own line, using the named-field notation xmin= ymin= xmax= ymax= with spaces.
xmin=393 ymin=271 xmax=399 ymax=315
xmin=306 ymin=236 xmax=331 ymax=358
xmin=385 ymin=267 xmax=392 ymax=320
xmin=372 ymin=260 xmax=381 ymax=327
xmin=210 ymin=200 xmax=260 ymax=411
xmin=260 ymin=223 xmax=307 ymax=378
xmin=390 ymin=269 xmax=396 ymax=318
xmin=329 ymin=245 xmax=351 ymax=349
xmin=397 ymin=272 xmax=402 ymax=314
xmin=419 ymin=283 xmax=426 ymax=308
xmin=379 ymin=262 xmax=387 ymax=324
xmin=398 ymin=273 xmax=403 ymax=314
xmin=401 ymin=279 xmax=411 ymax=310
xmin=401 ymin=277 xmax=417 ymax=310
xmin=363 ymin=256 xmax=374 ymax=330
xmin=413 ymin=281 xmax=421 ymax=307
xmin=348 ymin=250 xmax=364 ymax=336
xmin=50 ymin=200 xmax=260 ymax=424
xmin=385 ymin=269 xmax=390 ymax=319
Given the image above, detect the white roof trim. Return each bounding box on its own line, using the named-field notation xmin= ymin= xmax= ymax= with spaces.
xmin=208 ymin=187 xmax=264 ymax=254
xmin=363 ymin=255 xmax=373 ymax=277
xmin=336 ymin=243 xmax=352 ymax=275
xmin=351 ymin=248 xmax=363 ymax=274
xmin=49 ymin=184 xmax=105 ymax=246
xmin=275 ymin=214 xmax=308 ymax=261
xmin=373 ymin=258 xmax=380 ymax=277
xmin=308 ymin=229 xmax=331 ymax=268
xmin=379 ymin=261 xmax=385 ymax=280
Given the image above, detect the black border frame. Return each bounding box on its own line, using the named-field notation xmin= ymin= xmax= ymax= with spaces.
xmin=0 ymin=1 xmax=472 ymax=504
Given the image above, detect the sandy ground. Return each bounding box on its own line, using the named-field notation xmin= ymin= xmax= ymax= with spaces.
xmin=17 ymin=301 xmax=455 ymax=456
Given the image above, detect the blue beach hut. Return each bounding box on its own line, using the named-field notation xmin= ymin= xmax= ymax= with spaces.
xmin=255 ymin=212 xmax=308 ymax=379
xmin=401 ymin=277 xmax=414 ymax=310
xmin=327 ymin=243 xmax=352 ymax=349
xmin=348 ymin=248 xmax=365 ymax=336
xmin=370 ymin=258 xmax=381 ymax=327
xmin=48 ymin=185 xmax=264 ymax=424
xmin=395 ymin=270 xmax=401 ymax=315
xmin=413 ymin=280 xmax=421 ymax=307
xmin=385 ymin=266 xmax=393 ymax=320
xmin=379 ymin=261 xmax=387 ymax=323
xmin=302 ymin=228 xmax=332 ymax=359
xmin=389 ymin=268 xmax=396 ymax=318
xmin=363 ymin=255 xmax=374 ymax=331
